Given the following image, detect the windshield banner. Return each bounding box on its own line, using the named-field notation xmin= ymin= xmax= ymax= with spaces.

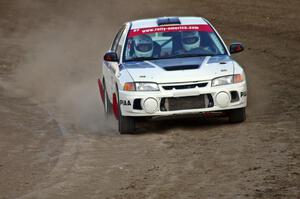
xmin=128 ymin=24 xmax=213 ymax=38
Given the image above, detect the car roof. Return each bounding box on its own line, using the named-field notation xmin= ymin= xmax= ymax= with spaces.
xmin=130 ymin=16 xmax=208 ymax=29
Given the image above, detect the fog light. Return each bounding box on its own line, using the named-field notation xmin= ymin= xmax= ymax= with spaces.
xmin=216 ymin=92 xmax=230 ymax=108
xmin=143 ymin=97 xmax=158 ymax=113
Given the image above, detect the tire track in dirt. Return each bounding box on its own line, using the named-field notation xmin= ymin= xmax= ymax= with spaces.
xmin=0 ymin=77 xmax=65 ymax=199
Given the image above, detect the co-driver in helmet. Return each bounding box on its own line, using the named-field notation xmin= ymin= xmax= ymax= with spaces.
xmin=181 ymin=31 xmax=201 ymax=52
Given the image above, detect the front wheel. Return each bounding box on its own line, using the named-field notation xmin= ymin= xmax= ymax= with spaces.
xmin=118 ymin=115 xmax=136 ymax=134
xmin=228 ymin=107 xmax=246 ymax=123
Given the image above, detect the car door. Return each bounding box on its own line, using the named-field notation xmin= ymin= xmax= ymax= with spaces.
xmin=103 ymin=25 xmax=126 ymax=100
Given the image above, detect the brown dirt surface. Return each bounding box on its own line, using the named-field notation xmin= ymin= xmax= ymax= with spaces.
xmin=0 ymin=0 xmax=299 ymax=198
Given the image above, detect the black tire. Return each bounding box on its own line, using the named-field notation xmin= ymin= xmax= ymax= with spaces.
xmin=118 ymin=115 xmax=136 ymax=134
xmin=228 ymin=107 xmax=246 ymax=123
xmin=116 ymin=86 xmax=135 ymax=134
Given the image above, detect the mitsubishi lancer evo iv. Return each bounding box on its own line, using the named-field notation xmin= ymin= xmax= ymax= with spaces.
xmin=98 ymin=17 xmax=247 ymax=134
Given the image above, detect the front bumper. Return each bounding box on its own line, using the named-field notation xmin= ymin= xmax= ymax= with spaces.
xmin=118 ymin=81 xmax=247 ymax=117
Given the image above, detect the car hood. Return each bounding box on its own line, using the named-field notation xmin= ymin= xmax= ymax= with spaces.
xmin=121 ymin=55 xmax=234 ymax=83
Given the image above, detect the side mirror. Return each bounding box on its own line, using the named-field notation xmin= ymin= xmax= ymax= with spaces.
xmin=229 ymin=42 xmax=244 ymax=54
xmin=104 ymin=52 xmax=118 ymax=62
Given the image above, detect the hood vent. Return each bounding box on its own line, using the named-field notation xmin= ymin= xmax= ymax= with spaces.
xmin=163 ymin=65 xmax=199 ymax=71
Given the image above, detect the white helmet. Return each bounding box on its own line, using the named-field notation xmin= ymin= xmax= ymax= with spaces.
xmin=133 ymin=35 xmax=153 ymax=58
xmin=182 ymin=31 xmax=200 ymax=51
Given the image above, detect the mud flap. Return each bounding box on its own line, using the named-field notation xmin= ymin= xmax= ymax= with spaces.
xmin=112 ymin=93 xmax=119 ymax=120
xmin=97 ymin=78 xmax=105 ymax=105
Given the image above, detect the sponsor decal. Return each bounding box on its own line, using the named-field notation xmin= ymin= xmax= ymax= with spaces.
xmin=128 ymin=24 xmax=213 ymax=38
xmin=120 ymin=100 xmax=131 ymax=106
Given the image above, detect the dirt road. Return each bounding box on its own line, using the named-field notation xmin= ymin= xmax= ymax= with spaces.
xmin=0 ymin=0 xmax=299 ymax=198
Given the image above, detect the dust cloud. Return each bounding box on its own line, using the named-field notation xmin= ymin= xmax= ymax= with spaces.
xmin=13 ymin=1 xmax=120 ymax=133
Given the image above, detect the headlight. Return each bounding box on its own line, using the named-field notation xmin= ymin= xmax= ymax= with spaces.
xmin=135 ymin=82 xmax=159 ymax=91
xmin=212 ymin=74 xmax=244 ymax=87
xmin=123 ymin=82 xmax=159 ymax=91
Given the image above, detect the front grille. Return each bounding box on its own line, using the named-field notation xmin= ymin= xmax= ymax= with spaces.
xmin=160 ymin=94 xmax=214 ymax=111
xmin=162 ymin=82 xmax=208 ymax=90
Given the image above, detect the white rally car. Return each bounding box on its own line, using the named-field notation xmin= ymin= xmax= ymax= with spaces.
xmin=98 ymin=17 xmax=247 ymax=134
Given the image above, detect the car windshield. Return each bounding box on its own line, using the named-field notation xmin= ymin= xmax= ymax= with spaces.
xmin=124 ymin=24 xmax=227 ymax=62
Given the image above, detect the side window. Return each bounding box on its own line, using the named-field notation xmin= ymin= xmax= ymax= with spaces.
xmin=116 ymin=26 xmax=128 ymax=59
xmin=111 ymin=26 xmax=125 ymax=52
xmin=209 ymin=32 xmax=226 ymax=54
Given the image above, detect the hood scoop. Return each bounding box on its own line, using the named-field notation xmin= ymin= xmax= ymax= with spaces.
xmin=163 ymin=64 xmax=200 ymax=71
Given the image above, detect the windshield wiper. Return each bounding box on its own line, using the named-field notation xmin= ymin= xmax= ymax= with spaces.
xmin=126 ymin=56 xmax=159 ymax=62
xmin=168 ymin=53 xmax=218 ymax=59
xmin=125 ymin=53 xmax=226 ymax=62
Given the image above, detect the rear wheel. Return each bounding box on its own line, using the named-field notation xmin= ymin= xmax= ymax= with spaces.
xmin=115 ymin=86 xmax=135 ymax=134
xmin=228 ymin=107 xmax=246 ymax=123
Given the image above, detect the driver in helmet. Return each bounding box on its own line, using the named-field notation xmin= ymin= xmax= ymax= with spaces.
xmin=181 ymin=31 xmax=201 ymax=52
xmin=133 ymin=34 xmax=154 ymax=58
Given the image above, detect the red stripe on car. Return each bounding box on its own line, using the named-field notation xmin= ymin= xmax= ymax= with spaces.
xmin=98 ymin=79 xmax=105 ymax=105
xmin=112 ymin=93 xmax=119 ymax=120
